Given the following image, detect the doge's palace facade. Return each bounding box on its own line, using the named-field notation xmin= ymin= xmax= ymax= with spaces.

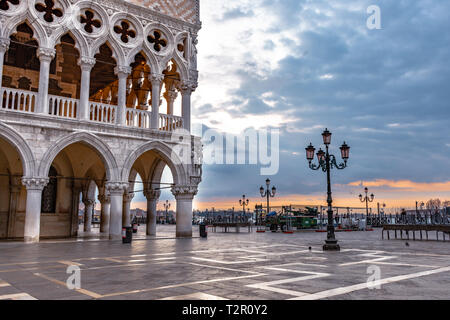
xmin=0 ymin=0 xmax=202 ymax=242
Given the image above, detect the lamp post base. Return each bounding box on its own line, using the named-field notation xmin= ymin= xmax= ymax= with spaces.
xmin=323 ymin=241 xmax=340 ymax=251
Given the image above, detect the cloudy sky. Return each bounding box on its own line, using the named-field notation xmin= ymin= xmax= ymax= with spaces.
xmin=135 ymin=0 xmax=450 ymax=211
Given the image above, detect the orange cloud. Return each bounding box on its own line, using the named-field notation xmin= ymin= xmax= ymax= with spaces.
xmin=347 ymin=179 xmax=450 ymax=192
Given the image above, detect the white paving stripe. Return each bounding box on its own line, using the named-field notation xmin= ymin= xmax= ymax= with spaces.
xmin=290 ymin=266 xmax=450 ymax=300
xmin=0 ymin=293 xmax=37 ymax=300
xmin=160 ymin=292 xmax=228 ymax=300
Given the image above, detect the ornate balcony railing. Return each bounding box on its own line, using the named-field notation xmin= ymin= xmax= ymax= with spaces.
xmin=48 ymin=95 xmax=78 ymax=119
xmin=160 ymin=114 xmax=183 ymax=132
xmin=90 ymin=102 xmax=117 ymax=124
xmin=126 ymin=108 xmax=152 ymax=129
xmin=0 ymin=88 xmax=184 ymax=132
xmin=0 ymin=87 xmax=37 ymax=113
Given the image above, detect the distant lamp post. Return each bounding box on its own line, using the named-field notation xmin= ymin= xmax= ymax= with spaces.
xmin=163 ymin=200 xmax=171 ymax=224
xmin=306 ymin=128 xmax=350 ymax=251
xmin=359 ymin=187 xmax=374 ymax=216
xmin=239 ymin=195 xmax=249 ymax=222
xmin=260 ymin=178 xmax=276 ymax=215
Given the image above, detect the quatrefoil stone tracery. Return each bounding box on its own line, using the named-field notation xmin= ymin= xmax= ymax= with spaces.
xmin=114 ymin=21 xmax=136 ymax=44
xmin=80 ymin=10 xmax=101 ymax=33
xmin=147 ymin=30 xmax=167 ymax=52
xmin=35 ymin=0 xmax=63 ymax=23
xmin=0 ymin=0 xmax=19 ymax=11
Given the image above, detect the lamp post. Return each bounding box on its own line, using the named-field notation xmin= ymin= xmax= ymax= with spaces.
xmin=359 ymin=187 xmax=374 ymax=217
xmin=305 ymin=128 xmax=350 ymax=251
xmin=239 ymin=195 xmax=249 ymax=223
xmin=260 ymin=179 xmax=276 ymax=215
xmin=163 ymin=200 xmax=170 ymax=224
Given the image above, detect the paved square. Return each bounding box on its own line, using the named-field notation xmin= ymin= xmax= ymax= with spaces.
xmin=0 ymin=226 xmax=449 ymax=300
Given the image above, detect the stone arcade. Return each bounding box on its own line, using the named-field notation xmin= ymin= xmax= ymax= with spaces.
xmin=0 ymin=0 xmax=202 ymax=242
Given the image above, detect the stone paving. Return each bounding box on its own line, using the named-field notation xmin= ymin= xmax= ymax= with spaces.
xmin=0 ymin=225 xmax=449 ymax=300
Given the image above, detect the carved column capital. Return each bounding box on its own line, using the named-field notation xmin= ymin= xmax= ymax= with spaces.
xmin=171 ymin=185 xmax=198 ymax=200
xmin=105 ymin=182 xmax=129 ymax=195
xmin=37 ymin=47 xmax=56 ymax=62
xmin=114 ymin=65 xmax=132 ymax=77
xmin=98 ymin=194 xmax=111 ymax=204
xmin=83 ymin=199 xmax=95 ymax=206
xmin=0 ymin=38 xmax=10 ymax=52
xmin=22 ymin=177 xmax=49 ymax=191
xmin=78 ymin=56 xmax=96 ymax=71
xmin=123 ymin=193 xmax=135 ymax=203
xmin=180 ymin=81 xmax=197 ymax=95
xmin=164 ymin=89 xmax=178 ymax=102
xmin=150 ymin=73 xmax=164 ymax=85
xmin=144 ymin=189 xmax=161 ymax=201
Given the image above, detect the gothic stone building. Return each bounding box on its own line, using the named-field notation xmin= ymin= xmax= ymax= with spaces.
xmin=0 ymin=0 xmax=202 ymax=242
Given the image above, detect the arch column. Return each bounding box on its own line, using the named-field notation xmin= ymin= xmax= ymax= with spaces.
xmin=7 ymin=178 xmax=21 ymax=238
xmin=71 ymin=186 xmax=81 ymax=236
xmin=114 ymin=66 xmax=132 ymax=125
xmin=150 ymin=74 xmax=164 ymax=130
xmin=37 ymin=48 xmax=56 ymax=114
xmin=144 ymin=189 xmax=161 ymax=236
xmin=78 ymin=57 xmax=96 ymax=120
xmin=171 ymin=185 xmax=198 ymax=238
xmin=22 ymin=177 xmax=49 ymax=243
xmin=98 ymin=193 xmax=111 ymax=234
xmin=122 ymin=192 xmax=134 ymax=227
xmin=164 ymin=90 xmax=177 ymax=115
xmin=106 ymin=182 xmax=128 ymax=239
xmin=0 ymin=38 xmax=10 ymax=90
xmin=83 ymin=198 xmax=95 ymax=232
xmin=180 ymin=82 xmax=196 ymax=132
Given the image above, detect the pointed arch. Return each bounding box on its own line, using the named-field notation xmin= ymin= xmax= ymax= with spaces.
xmin=38 ymin=132 xmax=119 ymax=181
xmin=0 ymin=122 xmax=36 ymax=177
xmin=121 ymin=141 xmax=186 ymax=185
xmin=3 ymin=17 xmax=48 ymax=47
xmin=52 ymin=28 xmax=89 ymax=58
xmin=128 ymin=46 xmax=159 ymax=74
xmin=160 ymin=51 xmax=189 ymax=82
xmin=91 ymin=36 xmax=123 ymax=66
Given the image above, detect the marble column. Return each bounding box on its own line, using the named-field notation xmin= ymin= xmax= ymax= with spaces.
xmin=71 ymin=187 xmax=81 ymax=237
xmin=150 ymin=74 xmax=164 ymax=130
xmin=164 ymin=90 xmax=178 ymax=115
xmin=144 ymin=189 xmax=161 ymax=236
xmin=122 ymin=192 xmax=134 ymax=227
xmin=78 ymin=57 xmax=96 ymax=120
xmin=22 ymin=178 xmax=49 ymax=243
xmin=83 ymin=199 xmax=95 ymax=232
xmin=180 ymin=83 xmax=195 ymax=132
xmin=114 ymin=66 xmax=131 ymax=125
xmin=106 ymin=182 xmax=128 ymax=240
xmin=0 ymin=38 xmax=10 ymax=89
xmin=37 ymin=48 xmax=56 ymax=114
xmin=7 ymin=180 xmax=21 ymax=238
xmin=98 ymin=193 xmax=111 ymax=234
xmin=171 ymin=185 xmax=198 ymax=238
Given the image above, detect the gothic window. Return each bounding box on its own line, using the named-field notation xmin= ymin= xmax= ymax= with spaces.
xmin=80 ymin=10 xmax=101 ymax=33
xmin=114 ymin=21 xmax=136 ymax=44
xmin=0 ymin=0 xmax=19 ymax=11
xmin=147 ymin=31 xmax=167 ymax=52
xmin=41 ymin=166 xmax=57 ymax=213
xmin=5 ymin=24 xmax=40 ymax=72
xmin=35 ymin=0 xmax=63 ymax=23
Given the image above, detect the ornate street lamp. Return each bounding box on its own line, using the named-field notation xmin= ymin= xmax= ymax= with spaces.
xmin=306 ymin=129 xmax=350 ymax=251
xmin=260 ymin=178 xmax=276 ymax=215
xmin=239 ymin=195 xmax=249 ymax=223
xmin=359 ymin=187 xmax=374 ymax=217
xmin=163 ymin=200 xmax=171 ymax=224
